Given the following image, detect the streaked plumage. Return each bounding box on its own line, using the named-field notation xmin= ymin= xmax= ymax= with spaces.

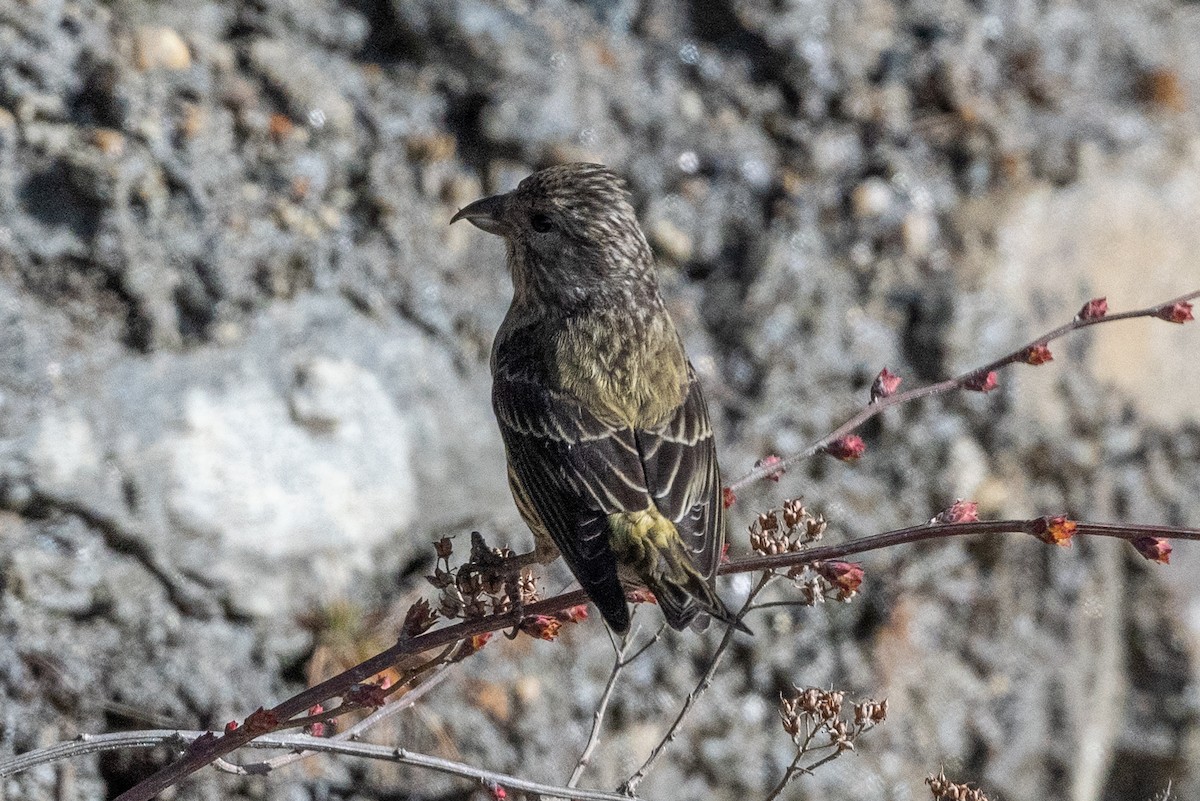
xmin=451 ymin=163 xmax=741 ymax=634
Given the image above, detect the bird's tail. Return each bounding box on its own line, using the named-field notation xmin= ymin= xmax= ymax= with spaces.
xmin=609 ymin=509 xmax=750 ymax=634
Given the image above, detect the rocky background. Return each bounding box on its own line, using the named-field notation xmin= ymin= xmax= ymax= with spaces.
xmin=2 ymin=0 xmax=1199 ymax=799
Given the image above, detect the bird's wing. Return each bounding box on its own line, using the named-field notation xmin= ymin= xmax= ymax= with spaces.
xmin=635 ymin=367 xmax=723 ymax=580
xmin=493 ymin=376 xmax=648 ymax=632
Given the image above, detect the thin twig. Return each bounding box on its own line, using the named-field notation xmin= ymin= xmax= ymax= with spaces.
xmin=765 ymin=722 xmax=820 ymax=801
xmin=214 ymin=664 xmax=453 ymax=775
xmin=765 ymin=719 xmax=881 ymax=800
xmin=568 ymin=623 xmax=661 ymax=788
xmin=107 ymin=589 xmax=589 ymax=801
xmin=621 ymin=623 xmax=669 ymax=668
xmin=275 ymin=643 xmax=459 ymax=734
xmin=729 ymin=289 xmax=1200 ymax=491
xmin=723 ymin=519 xmax=1200 ymax=575
xmin=620 ymin=574 xmax=773 ymax=795
xmin=0 ymin=730 xmax=638 ymax=801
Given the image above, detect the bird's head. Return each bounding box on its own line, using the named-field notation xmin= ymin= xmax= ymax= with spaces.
xmin=451 ymin=163 xmax=657 ymax=310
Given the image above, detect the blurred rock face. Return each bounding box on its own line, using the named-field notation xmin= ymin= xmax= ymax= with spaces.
xmin=1 ymin=1 xmax=1198 ymax=800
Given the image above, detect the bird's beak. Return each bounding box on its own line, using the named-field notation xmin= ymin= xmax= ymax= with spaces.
xmin=450 ymin=193 xmax=509 ymax=235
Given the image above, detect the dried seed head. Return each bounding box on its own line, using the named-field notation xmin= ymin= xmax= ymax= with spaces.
xmin=434 ymin=536 xmax=454 ymax=560
xmin=402 ymin=597 xmax=439 ymax=637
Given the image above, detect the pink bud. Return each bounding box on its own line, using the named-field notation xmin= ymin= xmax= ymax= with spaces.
xmin=1131 ymin=536 xmax=1172 ymax=564
xmin=1155 ymin=301 xmax=1194 ymax=324
xmin=1022 ymin=343 xmax=1053 ymax=365
xmin=816 ymin=561 xmax=865 ymax=595
xmin=755 ymin=454 xmax=786 ymax=482
xmin=964 ymin=371 xmax=998 ymax=393
xmin=870 ymin=367 xmax=902 ymax=402
xmin=1078 ymin=297 xmax=1108 ymax=320
xmin=822 ymin=435 xmax=866 ymax=462
xmin=933 ymin=499 xmax=979 ymax=524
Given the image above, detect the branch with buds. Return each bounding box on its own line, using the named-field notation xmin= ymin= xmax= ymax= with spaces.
xmin=725 ymin=289 xmax=1197 ymax=493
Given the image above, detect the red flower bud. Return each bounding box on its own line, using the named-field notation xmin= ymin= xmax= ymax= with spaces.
xmin=1030 ymin=515 xmax=1076 ymax=547
xmin=555 ymin=604 xmax=590 ymax=624
xmin=460 ymin=632 xmax=493 ymax=657
xmin=627 ymin=588 xmax=658 ymax=605
xmin=1021 ymin=343 xmax=1053 ymax=365
xmin=1078 ymin=297 xmax=1108 ymax=320
xmin=822 ymin=435 xmax=866 ymax=462
xmin=244 ymin=707 xmax=280 ymax=735
xmin=345 ymin=682 xmax=388 ymax=709
xmin=304 ymin=704 xmax=327 ymax=738
xmin=520 ymin=615 xmax=563 ymax=641
xmin=1131 ymin=536 xmax=1172 ymax=564
xmin=1155 ymin=301 xmax=1194 ymax=324
xmin=816 ymin=561 xmax=865 ymax=596
xmin=755 ymin=454 xmax=786 ymax=482
xmin=934 ymin=499 xmax=979 ymax=524
xmin=870 ymin=367 xmax=902 ymax=402
xmin=964 ymin=371 xmax=998 ymax=393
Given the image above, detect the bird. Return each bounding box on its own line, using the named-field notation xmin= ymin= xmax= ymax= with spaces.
xmin=451 ymin=163 xmax=744 ymax=635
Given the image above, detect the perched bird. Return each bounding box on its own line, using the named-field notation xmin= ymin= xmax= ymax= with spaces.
xmin=451 ymin=163 xmax=743 ymax=634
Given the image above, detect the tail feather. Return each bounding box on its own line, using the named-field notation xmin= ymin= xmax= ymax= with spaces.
xmin=610 ymin=508 xmax=751 ymax=635
xmin=651 ymin=566 xmax=751 ymax=634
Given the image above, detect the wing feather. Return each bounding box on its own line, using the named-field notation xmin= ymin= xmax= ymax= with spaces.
xmin=494 ymin=375 xmax=648 ymax=631
xmin=635 ymin=367 xmax=723 ymax=578
xmin=494 ymin=361 xmax=722 ymax=628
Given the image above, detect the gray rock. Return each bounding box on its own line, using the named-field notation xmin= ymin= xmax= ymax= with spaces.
xmin=2 ymin=0 xmax=1199 ymax=800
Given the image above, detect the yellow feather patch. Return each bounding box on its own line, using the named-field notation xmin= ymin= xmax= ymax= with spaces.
xmin=608 ymin=507 xmax=686 ymax=578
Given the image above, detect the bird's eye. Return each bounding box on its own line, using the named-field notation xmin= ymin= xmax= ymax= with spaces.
xmin=530 ymin=213 xmax=554 ymax=233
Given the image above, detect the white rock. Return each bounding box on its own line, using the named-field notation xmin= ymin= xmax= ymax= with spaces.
xmin=155 ymin=363 xmax=415 ymax=614
xmin=29 ymin=407 xmax=102 ymax=494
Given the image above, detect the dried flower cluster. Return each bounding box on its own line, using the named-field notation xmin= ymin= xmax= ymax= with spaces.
xmin=779 ymin=687 xmax=887 ymax=756
xmin=414 ymin=533 xmax=588 ymax=645
xmin=423 ymin=534 xmax=535 ymax=622
xmin=926 ymin=769 xmax=991 ymax=800
xmin=748 ymin=500 xmax=866 ymax=603
xmin=750 ymin=498 xmax=827 ymax=556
